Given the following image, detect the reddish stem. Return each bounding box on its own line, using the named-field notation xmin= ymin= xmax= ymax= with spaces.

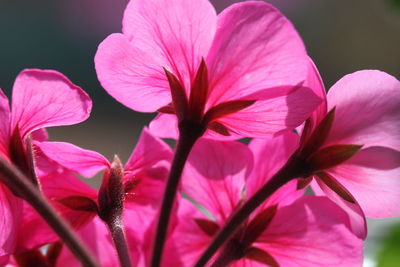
xmin=150 ymin=123 xmax=203 ymax=267
xmin=0 ymin=157 xmax=99 ymax=267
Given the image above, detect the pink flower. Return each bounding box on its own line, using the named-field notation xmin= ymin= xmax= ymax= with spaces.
xmin=95 ymin=0 xmax=321 ymax=138
xmin=39 ymin=128 xmax=172 ymax=208
xmin=168 ymin=136 xmax=363 ymax=266
xmin=297 ymin=62 xmax=400 ymax=239
xmin=34 ymin=128 xmax=173 ymax=265
xmin=0 ymin=69 xmax=91 ymax=263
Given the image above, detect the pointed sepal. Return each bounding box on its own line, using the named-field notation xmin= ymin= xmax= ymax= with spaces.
xmin=296 ymin=176 xmax=313 ymax=190
xmin=55 ymin=196 xmax=99 ymax=213
xmin=164 ymin=68 xmax=188 ymax=122
xmin=307 ymin=144 xmax=363 ymax=171
xmin=194 ymin=218 xmax=220 ymax=237
xmin=244 ymin=247 xmax=280 ymax=267
xmin=242 ymin=205 xmax=278 ymax=247
xmin=202 ymin=100 xmax=255 ymax=126
xmin=301 ymin=107 xmax=336 ymax=155
xmin=316 ymin=172 xmax=356 ymax=203
xmin=188 ymin=59 xmax=209 ymax=123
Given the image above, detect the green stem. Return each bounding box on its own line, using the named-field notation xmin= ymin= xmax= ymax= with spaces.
xmin=0 ymin=157 xmax=99 ymax=267
xmin=150 ymin=127 xmax=202 ymax=267
xmin=195 ymin=154 xmax=303 ymax=267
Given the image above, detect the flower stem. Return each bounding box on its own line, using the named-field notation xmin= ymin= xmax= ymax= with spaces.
xmin=194 ymin=154 xmax=303 ymax=267
xmin=106 ymin=217 xmax=132 ymax=267
xmin=0 ymin=157 xmax=99 ymax=267
xmin=150 ymin=127 xmax=202 ymax=267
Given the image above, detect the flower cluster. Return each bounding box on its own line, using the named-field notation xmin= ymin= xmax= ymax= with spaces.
xmin=0 ymin=0 xmax=399 ymax=267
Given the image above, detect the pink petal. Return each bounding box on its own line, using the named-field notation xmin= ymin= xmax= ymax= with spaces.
xmin=304 ymin=57 xmax=327 ymax=129
xmin=123 ymin=128 xmax=172 ymax=207
xmin=326 ymin=70 xmax=400 ymax=150
xmin=30 ymin=128 xmax=49 ymax=142
xmin=96 ymin=0 xmax=217 ymax=112
xmin=166 ymin=198 xmax=212 ymax=267
xmin=182 ymin=139 xmax=253 ymax=222
xmin=311 ymin=178 xmax=367 ymax=239
xmin=247 ymin=132 xmax=302 ymax=209
xmin=16 ymin=201 xmax=96 ymax=252
xmin=38 ymin=141 xmax=110 ymax=178
xmin=257 ymin=196 xmax=363 ymax=266
xmin=11 ymin=69 xmax=92 ymax=138
xmin=95 ymin=33 xmax=171 ymax=112
xmin=0 ymin=186 xmax=22 ymax=258
xmin=216 ymin=85 xmax=322 ymax=137
xmin=149 ymin=113 xmax=179 ymax=139
xmin=0 ymin=255 xmax=9 ymax=266
xmin=206 ymin=1 xmax=308 ymax=106
xmin=40 ymin=169 xmax=97 ymax=200
xmin=123 ymin=205 xmax=161 ymax=266
xmin=56 ymin=217 xmax=119 ymax=267
xmin=329 ymin=146 xmax=400 ymax=218
xmin=16 ymin=170 xmax=98 ymax=251
xmin=0 ymin=89 xmax=10 ymax=159
xmin=124 ymin=128 xmax=172 ymax=174
xmin=123 ymin=0 xmax=216 ymax=88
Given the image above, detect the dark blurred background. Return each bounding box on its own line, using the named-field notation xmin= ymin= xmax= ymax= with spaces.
xmin=0 ymin=1 xmax=399 ymax=265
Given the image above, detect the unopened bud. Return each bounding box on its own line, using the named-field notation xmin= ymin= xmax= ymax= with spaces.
xmin=98 ymin=155 xmax=124 ymax=223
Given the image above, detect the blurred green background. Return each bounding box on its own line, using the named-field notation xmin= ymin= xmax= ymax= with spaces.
xmin=0 ymin=0 xmax=399 ymax=266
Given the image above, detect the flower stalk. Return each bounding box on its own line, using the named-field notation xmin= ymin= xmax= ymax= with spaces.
xmin=98 ymin=156 xmax=132 ymax=267
xmin=151 ymin=122 xmax=204 ymax=267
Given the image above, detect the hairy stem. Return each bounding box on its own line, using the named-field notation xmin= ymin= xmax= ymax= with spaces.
xmin=107 ymin=217 xmax=132 ymax=267
xmin=0 ymin=157 xmax=99 ymax=267
xmin=150 ymin=128 xmax=201 ymax=267
xmin=195 ymin=154 xmax=303 ymax=267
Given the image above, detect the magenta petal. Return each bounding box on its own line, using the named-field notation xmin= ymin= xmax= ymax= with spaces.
xmin=122 ymin=0 xmax=216 ymax=87
xmin=311 ymin=179 xmax=367 ymax=239
xmin=247 ymin=132 xmax=302 ymax=208
xmin=217 ymin=86 xmax=322 ymax=137
xmin=0 ymin=255 xmax=9 ymax=266
xmin=167 ymin=199 xmax=212 ymax=267
xmin=124 ymin=128 xmax=172 ymax=173
xmin=16 ymin=170 xmax=98 ymax=251
xmin=10 ymin=69 xmax=92 ymax=137
xmin=57 ymin=217 xmax=118 ymax=267
xmin=206 ymin=1 xmax=308 ymax=105
xmin=95 ymin=33 xmax=171 ymax=112
xmin=257 ymin=196 xmax=363 ymax=266
xmin=149 ymin=113 xmax=179 ymax=139
xmin=39 ymin=141 xmax=110 ymax=178
xmin=0 ymin=186 xmax=22 ymax=258
xmin=0 ymin=89 xmax=10 ymax=158
xmin=183 ymin=139 xmax=253 ymax=222
xmin=123 ymin=128 xmax=172 ymax=207
xmin=304 ymin=57 xmax=327 ymax=128
xmin=40 ymin=170 xmax=97 ymax=200
xmin=326 ymin=70 xmax=400 ymax=150
xmin=96 ymin=0 xmax=217 ymax=113
xmin=330 ymin=146 xmax=400 ymax=218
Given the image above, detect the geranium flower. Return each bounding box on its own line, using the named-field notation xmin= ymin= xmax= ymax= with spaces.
xmin=31 ymin=128 xmax=173 ymax=265
xmin=297 ymin=62 xmax=400 ymax=239
xmin=95 ymin=0 xmax=321 ymax=138
xmin=0 ymin=69 xmax=91 ymax=264
xmin=168 ymin=136 xmax=363 ymax=266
